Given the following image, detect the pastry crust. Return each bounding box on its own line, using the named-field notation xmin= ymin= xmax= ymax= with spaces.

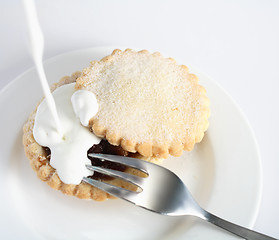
xmin=76 ymin=49 xmax=210 ymax=158
xmin=22 ymin=72 xmax=159 ymax=201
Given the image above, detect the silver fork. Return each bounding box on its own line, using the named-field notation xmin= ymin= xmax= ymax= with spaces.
xmin=83 ymin=153 xmax=277 ymax=240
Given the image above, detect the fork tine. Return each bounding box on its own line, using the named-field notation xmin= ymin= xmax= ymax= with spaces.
xmin=88 ymin=153 xmax=149 ymax=174
xmin=83 ymin=177 xmax=138 ymax=200
xmin=86 ymin=165 xmax=145 ymax=189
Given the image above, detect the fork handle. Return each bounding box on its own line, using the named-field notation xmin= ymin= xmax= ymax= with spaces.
xmin=202 ymin=210 xmax=277 ymax=240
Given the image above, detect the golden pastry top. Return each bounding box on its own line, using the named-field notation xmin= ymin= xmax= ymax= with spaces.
xmin=76 ymin=49 xmax=210 ymax=158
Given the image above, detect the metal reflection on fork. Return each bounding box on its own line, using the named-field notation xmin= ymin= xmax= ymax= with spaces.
xmin=83 ymin=153 xmax=277 ymax=240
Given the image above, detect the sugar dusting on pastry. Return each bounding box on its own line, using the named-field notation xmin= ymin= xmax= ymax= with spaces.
xmin=76 ymin=49 xmax=210 ymax=157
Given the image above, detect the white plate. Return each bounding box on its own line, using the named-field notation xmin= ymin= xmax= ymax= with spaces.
xmin=0 ymin=47 xmax=262 ymax=240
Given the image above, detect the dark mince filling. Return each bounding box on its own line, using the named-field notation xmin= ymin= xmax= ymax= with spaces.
xmin=43 ymin=140 xmax=128 ymax=181
xmin=87 ymin=139 xmax=128 ymax=180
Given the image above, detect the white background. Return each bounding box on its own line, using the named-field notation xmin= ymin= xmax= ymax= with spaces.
xmin=1 ymin=0 xmax=278 ymax=238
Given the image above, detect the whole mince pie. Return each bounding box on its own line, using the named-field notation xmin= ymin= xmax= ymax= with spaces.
xmin=22 ymin=49 xmax=210 ymax=201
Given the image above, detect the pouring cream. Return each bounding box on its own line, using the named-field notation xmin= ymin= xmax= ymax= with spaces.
xmin=33 ymin=83 xmax=100 ymax=184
